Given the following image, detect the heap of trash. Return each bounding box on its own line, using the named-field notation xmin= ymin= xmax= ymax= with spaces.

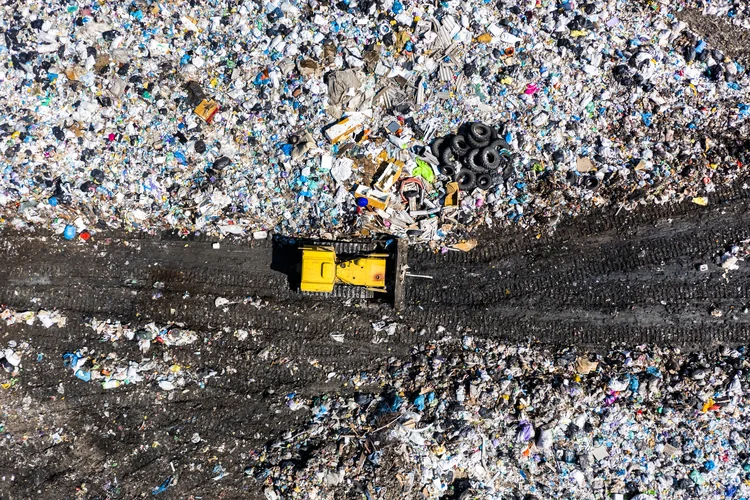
xmin=252 ymin=337 xmax=750 ymax=499
xmin=60 ymin=318 xmax=204 ymax=390
xmin=0 ymin=0 xmax=748 ymax=244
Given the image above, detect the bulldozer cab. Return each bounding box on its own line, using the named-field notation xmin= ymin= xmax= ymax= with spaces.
xmin=300 ymin=246 xmax=337 ymax=293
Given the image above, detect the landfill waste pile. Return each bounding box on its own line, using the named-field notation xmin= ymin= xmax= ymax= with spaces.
xmin=0 ymin=0 xmax=749 ymax=244
xmin=692 ymin=1 xmax=750 ymax=29
xmin=0 ymin=307 xmax=67 ymax=329
xmin=253 ymin=337 xmax=750 ymax=499
xmin=60 ymin=318 xmax=203 ymax=390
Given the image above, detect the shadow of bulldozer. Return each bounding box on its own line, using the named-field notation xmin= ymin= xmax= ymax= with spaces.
xmin=270 ymin=234 xmax=302 ymax=292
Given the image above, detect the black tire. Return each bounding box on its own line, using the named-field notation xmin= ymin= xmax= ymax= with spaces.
xmin=464 ymin=148 xmax=486 ymax=173
xmin=440 ymin=137 xmax=457 ymax=164
xmin=467 ymin=123 xmax=491 ymax=148
xmin=466 ymin=134 xmax=489 ymax=149
xmin=476 ymin=173 xmax=492 ymax=190
xmin=456 ymin=169 xmax=476 ymax=191
xmin=488 ymin=138 xmax=510 ymax=151
xmin=450 ymin=134 xmax=470 ymax=157
xmin=480 ymin=147 xmax=501 ymax=169
xmin=439 ymin=163 xmax=457 ymax=178
xmin=430 ymin=137 xmax=445 ymax=158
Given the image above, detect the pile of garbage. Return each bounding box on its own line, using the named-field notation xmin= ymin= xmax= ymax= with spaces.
xmin=0 ymin=308 xmax=67 ymax=329
xmin=0 ymin=0 xmax=749 ymax=243
xmin=89 ymin=317 xmax=198 ymax=353
xmin=0 ymin=341 xmax=30 ymax=380
xmin=60 ymin=318 xmax=205 ymax=390
xmin=252 ymin=337 xmax=750 ymax=499
xmin=0 ymin=309 xmax=59 ymax=386
xmin=689 ymin=1 xmax=750 ymax=29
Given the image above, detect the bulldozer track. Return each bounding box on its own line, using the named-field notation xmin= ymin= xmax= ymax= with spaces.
xmin=300 ymin=285 xmax=376 ymax=300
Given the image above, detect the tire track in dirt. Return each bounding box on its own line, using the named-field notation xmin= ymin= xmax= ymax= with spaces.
xmin=2 ymin=183 xmax=750 ymax=499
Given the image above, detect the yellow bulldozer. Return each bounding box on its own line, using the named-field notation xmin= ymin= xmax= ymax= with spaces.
xmin=298 ymin=239 xmax=407 ymax=309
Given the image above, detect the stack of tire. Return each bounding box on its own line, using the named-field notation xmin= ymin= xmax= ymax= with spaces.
xmin=431 ymin=122 xmax=511 ymax=191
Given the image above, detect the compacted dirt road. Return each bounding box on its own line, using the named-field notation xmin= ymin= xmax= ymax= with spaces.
xmin=1 ymin=181 xmax=750 ymax=498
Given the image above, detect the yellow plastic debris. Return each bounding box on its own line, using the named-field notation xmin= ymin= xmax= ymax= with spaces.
xmin=475 ymin=33 xmax=493 ymax=44
xmin=194 ymin=99 xmax=219 ymax=123
xmin=451 ymin=239 xmax=478 ymax=252
xmin=692 ymin=197 xmax=708 ymax=206
xmin=445 ymin=183 xmax=460 ymax=207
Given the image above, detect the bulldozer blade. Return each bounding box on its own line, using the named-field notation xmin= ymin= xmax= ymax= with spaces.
xmin=393 ymin=238 xmax=408 ymax=311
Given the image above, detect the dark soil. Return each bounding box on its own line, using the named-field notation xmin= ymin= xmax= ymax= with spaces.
xmin=1 ymin=180 xmax=750 ymax=498
xmin=677 ymin=7 xmax=750 ymax=62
